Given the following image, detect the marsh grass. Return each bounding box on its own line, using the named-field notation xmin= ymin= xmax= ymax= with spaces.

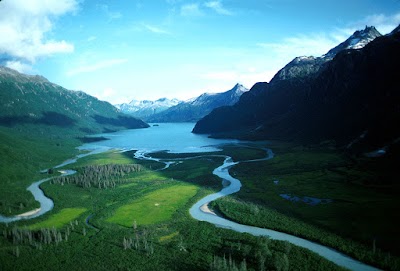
xmin=213 ymin=141 xmax=400 ymax=270
xmin=28 ymin=208 xmax=87 ymax=230
xmin=107 ymin=184 xmax=199 ymax=226
xmin=1 ymin=148 xmax=349 ymax=271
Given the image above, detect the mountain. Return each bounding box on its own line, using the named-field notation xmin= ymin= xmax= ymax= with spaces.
xmin=0 ymin=66 xmax=149 ymax=135
xmin=323 ymin=26 xmax=382 ymax=59
xmin=270 ymin=26 xmax=382 ymax=82
xmin=0 ymin=66 xmax=150 ymax=215
xmin=146 ymin=83 xmax=248 ymax=122
xmin=115 ymin=98 xmax=181 ymax=119
xmin=193 ymin=26 xmax=400 ymax=155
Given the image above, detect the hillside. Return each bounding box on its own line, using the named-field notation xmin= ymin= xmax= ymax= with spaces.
xmin=0 ymin=66 xmax=149 ymax=215
xmin=0 ymin=67 xmax=149 ymax=134
xmin=146 ymin=83 xmax=248 ymax=122
xmin=193 ymin=26 xmax=399 ymax=155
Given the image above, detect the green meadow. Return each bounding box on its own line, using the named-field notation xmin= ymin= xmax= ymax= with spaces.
xmin=0 ymin=141 xmax=398 ymax=270
xmin=107 ymin=184 xmax=198 ymax=226
xmin=28 ymin=208 xmax=87 ymax=230
xmin=0 ymin=145 xmax=348 ymax=271
xmin=0 ymin=126 xmax=80 ymax=215
xmin=213 ymin=142 xmax=400 ymax=270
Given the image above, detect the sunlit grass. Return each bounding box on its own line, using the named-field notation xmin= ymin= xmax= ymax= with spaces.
xmin=107 ymin=184 xmax=198 ymax=226
xmin=28 ymin=208 xmax=87 ymax=230
xmin=72 ymin=150 xmax=135 ymax=167
xmin=159 ymin=231 xmax=179 ymax=242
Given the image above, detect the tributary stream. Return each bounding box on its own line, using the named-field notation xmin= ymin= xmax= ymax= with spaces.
xmin=0 ymin=123 xmax=380 ymax=271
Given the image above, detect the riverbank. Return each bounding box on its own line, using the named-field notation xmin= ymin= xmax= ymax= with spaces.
xmin=1 ymin=124 xmax=397 ymax=270
xmin=200 ymin=202 xmax=216 ymax=215
xmin=16 ymin=208 xmax=41 ymax=218
xmin=211 ymin=143 xmax=400 ymax=270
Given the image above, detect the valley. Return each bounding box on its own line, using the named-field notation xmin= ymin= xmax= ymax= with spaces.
xmin=0 ymin=124 xmax=399 ymax=270
xmin=0 ymin=10 xmax=399 ymax=270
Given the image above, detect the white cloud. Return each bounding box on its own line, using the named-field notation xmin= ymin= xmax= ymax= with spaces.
xmin=95 ymin=87 xmax=116 ymax=102
xmin=180 ymin=1 xmax=233 ymax=17
xmin=257 ymin=12 xmax=400 ymax=63
xmin=204 ymin=1 xmax=233 ymax=16
xmin=258 ymin=33 xmax=339 ymax=59
xmin=347 ymin=12 xmax=400 ymax=35
xmin=87 ymin=36 xmax=97 ymax=42
xmin=67 ymin=59 xmax=128 ymax=76
xmin=98 ymin=4 xmax=122 ymax=21
xmin=0 ymin=0 xmax=77 ymax=71
xmin=142 ymin=24 xmax=171 ymax=35
xmin=4 ymin=60 xmax=34 ymax=74
xmin=180 ymin=4 xmax=203 ymax=17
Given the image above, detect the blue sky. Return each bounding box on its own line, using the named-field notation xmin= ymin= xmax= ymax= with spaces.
xmin=1 ymin=0 xmax=399 ymax=103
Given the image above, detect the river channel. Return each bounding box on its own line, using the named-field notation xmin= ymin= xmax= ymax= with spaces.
xmin=0 ymin=123 xmax=380 ymax=271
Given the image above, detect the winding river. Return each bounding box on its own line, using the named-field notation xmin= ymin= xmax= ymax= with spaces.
xmin=0 ymin=123 xmax=380 ymax=270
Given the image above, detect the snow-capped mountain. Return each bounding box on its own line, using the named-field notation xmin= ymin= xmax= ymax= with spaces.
xmin=323 ymin=26 xmax=382 ymax=59
xmin=146 ymin=83 xmax=249 ymax=122
xmin=272 ymin=26 xmax=382 ymax=82
xmin=115 ymin=98 xmax=182 ymax=119
xmin=193 ymin=24 xmax=399 ymax=156
xmin=188 ymin=83 xmax=248 ymax=107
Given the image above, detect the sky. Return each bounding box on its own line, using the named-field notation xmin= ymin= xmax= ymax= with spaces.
xmin=0 ymin=0 xmax=399 ymax=104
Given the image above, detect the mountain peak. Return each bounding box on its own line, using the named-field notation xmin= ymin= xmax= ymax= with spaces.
xmin=0 ymin=66 xmax=49 ymax=83
xmin=389 ymin=24 xmax=400 ymax=35
xmin=230 ymin=83 xmax=248 ymax=94
xmin=271 ymin=26 xmax=382 ymax=83
xmin=323 ymin=25 xmax=382 ymax=59
xmin=115 ymin=97 xmax=182 ymax=117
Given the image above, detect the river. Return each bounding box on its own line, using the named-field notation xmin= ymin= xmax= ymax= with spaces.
xmin=0 ymin=123 xmax=380 ymax=270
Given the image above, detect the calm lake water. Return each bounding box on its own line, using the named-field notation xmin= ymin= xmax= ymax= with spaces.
xmin=79 ymin=123 xmax=239 ymax=153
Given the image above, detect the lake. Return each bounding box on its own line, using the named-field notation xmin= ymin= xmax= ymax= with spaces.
xmin=0 ymin=123 xmax=380 ymax=271
xmin=79 ymin=122 xmax=239 ymax=153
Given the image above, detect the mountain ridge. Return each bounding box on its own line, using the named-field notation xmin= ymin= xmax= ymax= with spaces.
xmin=115 ymin=97 xmax=182 ymax=120
xmin=0 ymin=66 xmax=149 ymax=134
xmin=145 ymin=83 xmax=248 ymax=122
xmin=193 ymin=25 xmax=399 ymax=156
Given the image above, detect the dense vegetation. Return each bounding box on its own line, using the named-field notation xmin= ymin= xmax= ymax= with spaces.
xmin=0 ymin=150 xmax=349 ymax=270
xmin=51 ymin=164 xmax=144 ymax=188
xmin=0 ymin=126 xmax=80 ymax=215
xmin=211 ymin=143 xmax=400 ymax=270
xmin=0 ymin=66 xmax=148 ymax=215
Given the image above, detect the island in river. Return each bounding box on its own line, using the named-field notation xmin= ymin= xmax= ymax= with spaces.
xmin=0 ymin=123 xmax=397 ymax=271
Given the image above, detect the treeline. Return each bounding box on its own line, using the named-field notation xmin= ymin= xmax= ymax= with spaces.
xmin=2 ymin=220 xmax=87 ymax=256
xmin=212 ymin=197 xmax=399 ymax=271
xmin=214 ymin=236 xmax=290 ymax=271
xmin=210 ymin=255 xmax=248 ymax=271
xmin=51 ymin=164 xmax=143 ymax=189
xmin=122 ymin=228 xmax=154 ymax=255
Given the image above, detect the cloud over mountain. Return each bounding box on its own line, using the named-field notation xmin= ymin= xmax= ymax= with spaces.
xmin=0 ymin=0 xmax=78 ymax=72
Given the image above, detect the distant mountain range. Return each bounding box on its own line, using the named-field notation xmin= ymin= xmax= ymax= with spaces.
xmin=0 ymin=66 xmax=149 ymax=135
xmin=193 ymin=26 xmax=400 ymax=156
xmin=116 ymin=83 xmax=248 ymax=123
xmin=144 ymin=83 xmax=248 ymax=122
xmin=115 ymin=98 xmax=182 ymax=120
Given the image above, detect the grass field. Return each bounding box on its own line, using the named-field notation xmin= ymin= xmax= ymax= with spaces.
xmin=107 ymin=184 xmax=198 ymax=226
xmin=213 ymin=142 xmax=400 ymax=270
xmin=0 ymin=126 xmax=80 ymax=215
xmin=1 ymin=140 xmax=396 ymax=270
xmin=28 ymin=208 xmax=87 ymax=230
xmin=0 ymin=146 xmax=350 ymax=271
